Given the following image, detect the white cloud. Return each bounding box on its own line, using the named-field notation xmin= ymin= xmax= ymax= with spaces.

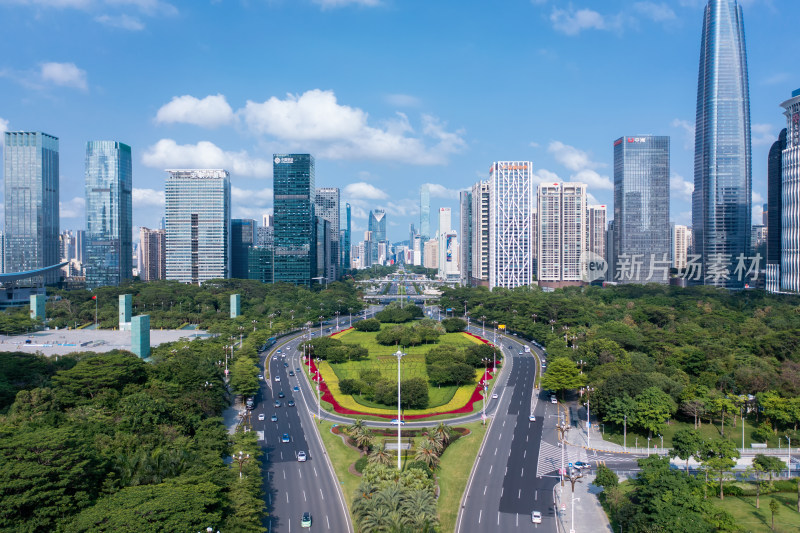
xmin=422 ymin=182 xmax=461 ymax=199
xmin=142 ymin=139 xmax=272 ymax=177
xmin=312 ymin=0 xmax=380 ymax=7
xmin=548 ymin=141 xmax=603 ymax=172
xmin=60 ymin=196 xmax=85 ymax=219
xmin=671 ymin=118 xmax=695 ymax=150
xmin=94 ymin=13 xmax=144 ymax=30
xmin=632 ymin=2 xmax=676 ymax=22
xmin=752 ymin=123 xmax=777 ymax=146
xmin=671 ymin=173 xmax=694 ymax=202
xmin=240 ymin=89 xmax=464 ymax=165
xmin=0 ymin=117 xmax=8 ymax=143
xmin=380 ymin=198 xmax=419 ymax=218
xmin=132 ymin=187 xmax=165 ymax=207
xmin=155 ymin=94 xmax=235 ymax=128
xmin=231 ymin=186 xmax=273 ymax=219
xmin=40 ymin=62 xmax=87 ymax=90
xmin=532 ymin=168 xmax=562 ymax=186
xmin=571 ymin=169 xmax=613 ymax=190
xmin=343 ymin=182 xmax=388 ymax=200
xmin=550 ymin=7 xmax=610 ymax=35
xmin=385 ymin=94 xmax=421 ymax=107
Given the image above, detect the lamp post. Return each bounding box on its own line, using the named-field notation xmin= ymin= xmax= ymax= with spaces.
xmin=480 ymin=315 xmax=487 ymax=337
xmin=532 ymin=313 xmax=537 ymax=324
xmin=252 ymin=319 xmax=257 ymax=332
xmin=577 ymin=359 xmax=586 ymax=374
xmin=223 ymin=345 xmax=230 ymax=377
xmin=234 ymin=450 xmax=250 ymax=479
xmin=315 ymin=357 xmax=322 ymax=423
xmin=394 ymin=349 xmax=405 ymax=470
xmin=788 ymin=436 xmax=792 ymax=477
xmin=492 ymin=321 xmax=498 ymax=345
xmin=335 ymin=311 xmax=340 ymax=331
xmin=238 ymin=326 xmax=244 ymax=346
xmin=585 ymin=386 xmax=595 ymax=449
xmin=550 ymin=319 xmax=556 ymax=332
xmin=556 ymin=409 xmax=570 ymax=490
xmin=319 ymin=316 xmax=324 ymax=336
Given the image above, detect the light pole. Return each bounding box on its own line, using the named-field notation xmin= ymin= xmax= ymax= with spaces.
xmin=480 ymin=315 xmax=487 ymax=337
xmin=788 ymin=436 xmax=792 ymax=477
xmin=482 ymin=357 xmax=491 ymax=424
xmin=335 ymin=311 xmax=340 ymax=331
xmin=223 ymin=345 xmax=230 ymax=377
xmin=585 ymin=386 xmax=595 ymax=449
xmin=315 ymin=357 xmax=322 ymax=423
xmin=550 ymin=319 xmax=556 ymax=332
xmin=319 ymin=316 xmax=324 ymax=336
xmin=252 ymin=319 xmax=257 ymax=332
xmin=238 ymin=326 xmax=244 ymax=346
xmin=234 ymin=450 xmax=250 ymax=479
xmin=556 ymin=408 xmax=570 ymax=489
xmin=577 ymin=359 xmax=586 ymax=374
xmin=492 ymin=321 xmax=498 ymax=345
xmin=395 ymin=349 xmax=405 ymax=470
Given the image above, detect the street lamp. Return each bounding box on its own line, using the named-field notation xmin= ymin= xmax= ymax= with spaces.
xmin=335 ymin=311 xmax=340 ymax=331
xmin=315 ymin=357 xmax=322 ymax=422
xmin=550 ymin=319 xmax=556 ymax=332
xmin=394 ymin=349 xmax=406 ymax=470
xmin=532 ymin=313 xmax=537 ymax=323
xmin=252 ymin=319 xmax=257 ymax=332
xmin=555 ymin=409 xmax=570 ymax=489
xmin=319 ymin=316 xmax=325 ymax=336
xmin=234 ymin=450 xmax=250 ymax=479
xmin=492 ymin=321 xmax=498 ymax=345
xmin=577 ymin=359 xmax=586 ymax=374
xmin=585 ymin=386 xmax=595 ymax=449
xmin=788 ymin=436 xmax=792 ymax=476
xmin=480 ymin=315 xmax=487 ymax=337
xmin=481 ymin=357 xmax=491 ymax=424
xmin=238 ymin=326 xmax=244 ymax=346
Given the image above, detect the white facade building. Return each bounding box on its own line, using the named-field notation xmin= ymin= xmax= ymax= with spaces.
xmin=781 ymin=89 xmax=800 ymax=292
xmin=423 ymin=239 xmax=439 ymax=269
xmin=471 ymin=181 xmax=491 ymax=285
xmin=489 ymin=161 xmax=534 ymax=289
xmin=437 ymin=207 xmax=451 ymax=279
xmin=587 ymin=205 xmax=607 ymax=259
xmin=537 ymin=182 xmax=587 ymax=286
xmin=673 ymin=224 xmax=692 ymax=270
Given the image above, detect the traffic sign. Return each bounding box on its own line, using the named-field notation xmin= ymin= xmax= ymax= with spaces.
xmin=568 ymin=462 xmax=573 ymax=467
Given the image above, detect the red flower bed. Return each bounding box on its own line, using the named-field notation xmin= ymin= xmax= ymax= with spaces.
xmin=306 ymin=331 xmax=497 ymax=420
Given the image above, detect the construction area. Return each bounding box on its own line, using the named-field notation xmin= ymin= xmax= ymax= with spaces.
xmin=0 ymin=328 xmax=209 ymax=356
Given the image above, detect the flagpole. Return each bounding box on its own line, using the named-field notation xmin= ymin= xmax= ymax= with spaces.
xmin=94 ymin=297 xmax=98 ymax=327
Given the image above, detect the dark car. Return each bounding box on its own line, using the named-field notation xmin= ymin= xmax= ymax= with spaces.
xmin=274 ymin=400 xmax=282 ymax=408
xmin=288 ymin=400 xmax=295 ymax=407
xmin=278 ymin=391 xmax=285 ymax=398
xmin=289 ymin=371 xmax=295 ymax=377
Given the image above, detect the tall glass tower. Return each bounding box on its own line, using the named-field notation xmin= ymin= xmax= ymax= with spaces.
xmin=273 ymin=154 xmax=315 ymax=287
xmin=343 ymin=202 xmax=351 ymax=269
xmin=613 ymin=136 xmax=671 ymax=284
xmin=692 ymin=0 xmax=752 ymax=288
xmin=3 ymin=132 xmax=60 ymax=283
xmin=85 ymin=141 xmax=132 ymax=289
xmin=165 ymin=169 xmax=231 ymax=284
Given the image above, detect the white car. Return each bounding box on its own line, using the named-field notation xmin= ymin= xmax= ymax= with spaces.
xmin=550 ymin=395 xmax=557 ymax=404
xmin=297 ymin=451 xmax=307 ymax=462
xmin=258 ymin=413 xmax=265 ymax=421
xmin=390 ymin=419 xmax=405 ymax=425
xmin=492 ymin=392 xmax=498 ymax=399
xmin=275 ymin=376 xmax=281 ymax=382
xmin=531 ymin=511 xmax=542 ymax=523
xmin=529 ymin=414 xmax=536 ymax=422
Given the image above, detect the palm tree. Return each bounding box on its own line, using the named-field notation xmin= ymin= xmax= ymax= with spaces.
xmin=424 ymin=434 xmax=443 ymax=455
xmin=359 ymin=504 xmax=391 ymax=533
xmin=414 ymin=440 xmax=441 ymax=470
xmin=368 ymin=447 xmax=392 ymax=466
xmin=401 ymin=489 xmax=438 ymax=529
xmin=348 ymin=418 xmax=367 ymax=435
xmin=432 ymin=422 xmax=453 ymax=447
xmin=353 ymin=428 xmax=374 ymax=453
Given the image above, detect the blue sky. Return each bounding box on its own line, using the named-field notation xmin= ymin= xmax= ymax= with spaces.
xmin=0 ymin=0 xmax=797 ymax=243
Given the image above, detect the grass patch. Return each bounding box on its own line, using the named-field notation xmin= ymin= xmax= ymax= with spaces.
xmin=600 ymin=417 xmax=766 ymax=449
xmin=317 ymin=421 xmax=362 ymax=514
xmin=437 ymin=421 xmax=488 ymax=533
xmin=713 ymin=493 xmax=800 ymax=533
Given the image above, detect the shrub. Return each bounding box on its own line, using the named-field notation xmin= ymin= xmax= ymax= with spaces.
xmin=406 ymin=460 xmax=433 ymax=478
xmin=354 ymin=455 xmax=368 ymax=473
xmin=441 ymin=318 xmax=467 ymax=333
xmin=375 ymin=308 xmax=413 ymax=323
xmin=339 ymin=378 xmax=366 ymax=395
xmin=354 ymin=319 xmax=380 ymax=332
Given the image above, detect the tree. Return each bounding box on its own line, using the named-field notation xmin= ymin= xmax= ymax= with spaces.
xmin=670 ymin=428 xmax=704 ymax=471
xmin=353 ymin=318 xmax=381 ymax=332
xmin=368 ymin=447 xmax=392 ymax=466
xmin=441 ymin=318 xmax=467 ymax=333
xmin=633 ymin=386 xmax=676 ymax=437
xmin=401 ymin=378 xmax=429 ymax=409
xmin=753 ymin=454 xmax=786 ymax=484
xmin=603 ymin=395 xmax=636 ymax=447
xmin=701 ymin=438 xmax=740 ymax=500
xmin=414 ymin=440 xmax=440 ymax=469
xmin=593 ymin=464 xmax=618 ymax=489
xmin=769 ymin=498 xmax=779 ymax=531
xmin=432 ymin=422 xmax=454 ymax=447
xmin=540 ymin=357 xmax=584 ymax=395
xmin=51 ymin=351 xmax=147 ymax=406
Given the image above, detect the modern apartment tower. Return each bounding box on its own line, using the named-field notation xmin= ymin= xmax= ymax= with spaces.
xmin=489 ymin=162 xmax=534 ymax=289
xmin=273 ymin=154 xmax=315 ymax=287
xmin=767 ymin=129 xmax=787 ymax=291
xmin=315 ymin=188 xmax=340 ymax=281
xmin=231 ymin=219 xmax=256 ymax=279
xmin=587 ymin=205 xmax=607 ymax=259
xmin=692 ymin=0 xmax=752 ymax=288
xmin=165 ymin=169 xmax=231 ymax=284
xmin=139 ymin=227 xmax=166 ymax=281
xmin=342 ymin=202 xmax=351 ymax=270
xmin=673 ymin=225 xmax=692 ymax=270
xmin=437 ymin=207 xmax=452 ymax=279
xmin=471 ymin=181 xmax=491 ymax=286
xmin=613 ymin=136 xmax=671 ymax=284
xmin=537 ymin=182 xmax=587 ymax=287
xmin=780 ymin=89 xmax=800 ymax=293
xmin=459 ymin=190 xmax=472 ymax=285
xmin=84 ymin=141 xmax=133 ymax=289
xmin=3 ymin=132 xmax=60 ymax=283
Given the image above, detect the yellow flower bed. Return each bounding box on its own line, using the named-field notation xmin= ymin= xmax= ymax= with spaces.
xmin=461 ymin=332 xmax=488 ymax=344
xmin=317 ymin=361 xmax=485 ymax=416
xmin=331 ymin=328 xmax=353 ymax=339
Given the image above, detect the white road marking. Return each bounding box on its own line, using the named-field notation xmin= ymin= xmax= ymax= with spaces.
xmin=478 ymin=510 xmax=482 ymax=524
xmin=494 ymin=447 xmax=498 ymax=456
xmin=303 ymin=490 xmax=307 ymax=502
xmin=535 ymin=490 xmax=538 ymax=500
xmin=484 ymin=485 xmax=487 ymax=495
xmin=283 ymin=470 xmax=286 ymax=479
xmin=518 ymin=489 xmax=521 ymax=499
xmin=286 ymin=492 xmax=289 ymax=503
xmin=327 ymin=515 xmax=330 ymax=529
xmin=489 ymin=465 xmax=493 ymax=475
xmin=320 ymin=487 xmax=325 ymax=500
xmin=521 ymin=467 xmax=524 ymax=477
xmin=497 ymin=512 xmax=500 ymax=525
xmin=314 ymin=466 xmax=318 ymax=477
xmin=524 ymin=450 xmax=527 ymax=459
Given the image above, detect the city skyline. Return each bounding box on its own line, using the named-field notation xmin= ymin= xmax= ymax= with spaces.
xmin=0 ymin=1 xmax=797 ymax=243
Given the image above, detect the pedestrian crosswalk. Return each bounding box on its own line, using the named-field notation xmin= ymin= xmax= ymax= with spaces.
xmin=536 ymin=441 xmax=587 ymax=476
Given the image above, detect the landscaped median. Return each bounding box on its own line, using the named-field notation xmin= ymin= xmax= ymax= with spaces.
xmin=306 ymin=329 xmax=500 ymax=420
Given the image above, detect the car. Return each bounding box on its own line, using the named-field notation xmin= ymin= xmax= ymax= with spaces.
xmin=301 ymin=512 xmax=311 ymax=528
xmin=574 ymin=461 xmax=591 ymax=470
xmin=258 ymin=413 xmax=265 ymax=421
xmin=270 ymin=414 xmax=278 ymax=422
xmin=257 ymin=374 xmax=264 ymax=380
xmin=274 ymin=400 xmax=282 ymax=408
xmin=282 ymin=433 xmax=290 ymax=443
xmin=297 ymin=451 xmax=307 ymax=462
xmin=288 ymin=371 xmax=295 ymax=377
xmin=274 ymin=376 xmax=281 ymax=382
xmin=296 ymin=367 xmax=301 ymax=372
xmin=288 ymin=400 xmax=295 ymax=407
xmin=550 ymin=395 xmax=557 ymax=404
xmin=277 ymin=350 xmax=282 ymax=354
xmin=390 ymin=419 xmax=405 ymax=425
xmin=293 ymin=386 xmax=300 ymax=392
xmin=278 ymin=391 xmax=285 ymax=398
xmin=284 ymin=362 xmax=288 ymax=367
xmin=492 ymin=392 xmax=498 ymax=399
xmin=531 ymin=511 xmax=542 ymax=523
xmin=529 ymin=414 xmax=536 ymax=422
xmin=518 ymin=352 xmax=524 ymax=356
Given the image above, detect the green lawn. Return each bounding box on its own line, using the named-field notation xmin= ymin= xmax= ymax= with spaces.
xmin=347 ymin=384 xmax=459 ymax=410
xmin=713 ymin=494 xmax=800 ymax=533
xmin=600 ymin=416 xmax=767 ymax=449
xmin=437 ymin=421 xmax=488 ymax=533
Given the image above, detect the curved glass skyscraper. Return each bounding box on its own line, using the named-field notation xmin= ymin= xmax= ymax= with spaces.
xmin=692 ymin=0 xmax=752 ymax=289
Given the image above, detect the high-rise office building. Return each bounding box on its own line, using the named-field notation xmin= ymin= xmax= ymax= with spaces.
xmin=3 ymin=132 xmax=60 ymax=283
xmin=587 ymin=205 xmax=607 ymax=259
xmin=471 ymin=181 xmax=491 ymax=286
xmin=423 ymin=239 xmax=439 ymax=269
xmin=343 ymin=202 xmax=351 ymax=270
xmin=437 ymin=207 xmax=452 ymax=279
xmin=0 ymin=232 xmax=4 ymax=274
xmin=315 ymin=216 xmax=331 ymax=282
xmin=537 ymin=182 xmax=587 ymax=287
xmin=165 ymin=169 xmax=231 ymax=284
xmin=315 ymin=187 xmax=340 ymax=281
xmin=257 ymin=225 xmax=274 ymax=248
xmin=368 ymin=209 xmax=386 ymax=242
xmin=489 ymin=162 xmax=534 ymax=289
xmin=613 ymin=136 xmax=671 ymax=284
xmin=420 ymin=185 xmax=430 ymax=239
xmin=139 ymin=227 xmax=166 ymax=281
xmin=84 ymin=141 xmax=132 ymax=289
xmin=231 ymin=219 xmax=256 ymax=279
xmin=767 ymin=129 xmax=787 ymax=291
xmin=248 ymin=246 xmax=274 ymax=283
xmin=780 ymin=89 xmax=800 ymax=293
xmin=673 ymin=225 xmax=692 ymax=270
xmin=273 ymin=154 xmax=315 ymax=287
xmin=693 ymin=0 xmax=752 ymax=288
xmin=459 ymin=190 xmax=472 ymax=285
xmin=262 ymin=213 xmax=273 ymax=227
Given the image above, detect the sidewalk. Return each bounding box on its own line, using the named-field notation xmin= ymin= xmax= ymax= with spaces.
xmin=552 ymin=473 xmax=613 ymax=533
xmin=223 ymin=395 xmax=245 ymax=435
xmin=562 ymin=404 xmax=668 ymax=455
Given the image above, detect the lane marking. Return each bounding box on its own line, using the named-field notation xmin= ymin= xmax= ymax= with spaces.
xmin=478 ymin=510 xmax=482 ymax=524
xmin=518 ymin=489 xmax=521 ymax=499
xmin=483 ymin=485 xmax=487 ymax=495
xmin=303 ymin=490 xmax=307 ymax=502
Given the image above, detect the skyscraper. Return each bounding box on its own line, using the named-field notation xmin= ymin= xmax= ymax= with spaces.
xmin=343 ymin=202 xmax=351 ymax=270
xmin=273 ymin=154 xmax=315 ymax=287
xmin=315 ymin=187 xmax=340 ymax=281
xmin=470 ymin=181 xmax=491 ymax=286
xmin=420 ymin=184 xmax=430 ymax=239
xmin=165 ymin=169 xmax=231 ymax=284
xmin=489 ymin=162 xmax=534 ymax=289
xmin=459 ymin=190 xmax=472 ymax=285
xmin=84 ymin=141 xmax=133 ymax=289
xmin=3 ymin=132 xmax=60 ymax=283
xmin=673 ymin=225 xmax=692 ymax=270
xmin=368 ymin=209 xmax=386 ymax=265
xmin=767 ymin=129 xmax=787 ymax=290
xmin=231 ymin=219 xmax=256 ymax=279
xmin=537 ymin=182 xmax=586 ymax=287
xmin=437 ymin=207 xmax=452 ymax=279
xmin=780 ymin=89 xmax=800 ymax=293
xmin=693 ymin=0 xmax=752 ymax=288
xmin=139 ymin=227 xmax=166 ymax=281
xmin=587 ymin=205 xmax=607 ymax=259
xmin=613 ymin=136 xmax=671 ymax=284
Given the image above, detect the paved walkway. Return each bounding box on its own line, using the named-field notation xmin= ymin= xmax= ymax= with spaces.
xmin=223 ymin=394 xmax=245 ymax=435
xmin=562 ymin=404 xmax=668 ymax=455
xmin=552 ymin=473 xmax=613 ymax=533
